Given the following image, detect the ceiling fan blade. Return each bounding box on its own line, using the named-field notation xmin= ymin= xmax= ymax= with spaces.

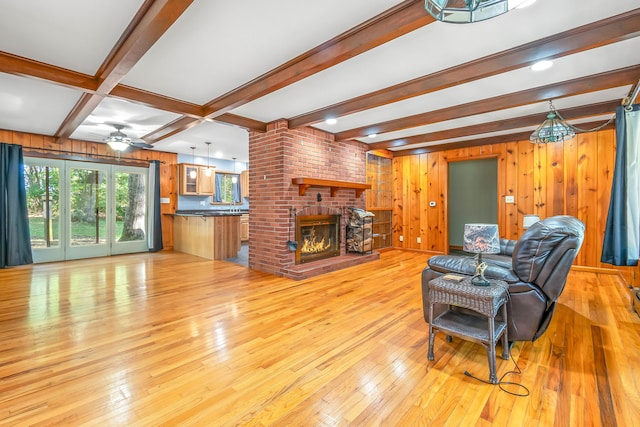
xmin=130 ymin=141 xmax=154 ymax=149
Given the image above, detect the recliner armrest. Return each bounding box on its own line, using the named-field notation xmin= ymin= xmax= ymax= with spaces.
xmin=500 ymin=238 xmax=517 ymax=256
xmin=427 ymin=254 xmax=519 ymax=283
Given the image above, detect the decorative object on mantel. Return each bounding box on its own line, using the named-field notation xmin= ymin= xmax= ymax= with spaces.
xmin=287 ymin=207 xmax=298 ymax=251
xmin=291 ymin=177 xmax=371 ymax=197
xmin=346 ymin=208 xmax=375 ymax=254
xmin=530 ymin=100 xmax=615 ymax=144
xmin=463 ymin=223 xmax=500 ymax=286
xmin=424 ymin=0 xmax=534 ymax=24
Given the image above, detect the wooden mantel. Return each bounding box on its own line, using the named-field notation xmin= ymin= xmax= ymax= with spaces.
xmin=292 ymin=177 xmax=371 ymax=198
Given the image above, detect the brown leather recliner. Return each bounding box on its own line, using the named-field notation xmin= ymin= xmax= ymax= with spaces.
xmin=421 ymin=215 xmax=585 ymax=342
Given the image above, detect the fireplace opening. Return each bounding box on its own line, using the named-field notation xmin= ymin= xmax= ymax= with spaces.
xmin=295 ymin=214 xmax=340 ymax=264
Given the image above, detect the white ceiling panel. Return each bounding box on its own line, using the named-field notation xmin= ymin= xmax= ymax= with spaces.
xmin=233 ymin=0 xmax=640 ymax=123
xmin=0 ymin=73 xmax=82 ymax=136
xmin=122 ymin=0 xmax=405 ymax=104
xmin=70 ymin=97 xmax=181 ymax=143
xmin=0 ymin=0 xmax=145 ymax=74
xmin=314 ymin=38 xmax=640 ymax=134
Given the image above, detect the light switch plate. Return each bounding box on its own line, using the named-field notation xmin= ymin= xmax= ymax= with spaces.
xmin=505 ymin=195 xmax=515 ymax=204
xmin=160 ymin=197 xmax=170 ymax=204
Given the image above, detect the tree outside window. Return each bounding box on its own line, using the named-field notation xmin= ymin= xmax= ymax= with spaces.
xmin=213 ymin=173 xmax=241 ymax=203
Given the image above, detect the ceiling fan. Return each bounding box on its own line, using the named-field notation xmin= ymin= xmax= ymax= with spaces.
xmin=104 ymin=124 xmax=154 ymax=151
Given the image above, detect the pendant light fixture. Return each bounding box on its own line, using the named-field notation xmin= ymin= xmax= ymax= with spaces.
xmin=231 ymin=157 xmax=238 ymax=184
xmin=189 ymin=146 xmax=197 ymax=179
xmin=530 ymin=100 xmax=615 ymax=144
xmin=205 ymin=142 xmax=213 ymax=176
xmin=424 ymin=0 xmax=534 ymax=24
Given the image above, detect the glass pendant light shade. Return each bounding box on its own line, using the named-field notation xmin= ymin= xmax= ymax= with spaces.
xmin=189 ymin=147 xmax=198 ymax=179
xmin=530 ymin=103 xmax=576 ymax=144
xmin=424 ymin=0 xmax=524 ymax=24
xmin=231 ymin=157 xmax=238 ymax=184
xmin=105 ymin=124 xmax=131 ymax=151
xmin=107 ymin=140 xmax=129 ymax=151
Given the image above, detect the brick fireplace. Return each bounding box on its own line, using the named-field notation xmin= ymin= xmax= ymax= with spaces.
xmin=296 ymin=212 xmax=341 ymax=264
xmin=248 ymin=120 xmax=379 ymax=280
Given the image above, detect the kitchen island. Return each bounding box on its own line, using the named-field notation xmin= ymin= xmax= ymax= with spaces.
xmin=172 ymin=210 xmax=245 ymax=260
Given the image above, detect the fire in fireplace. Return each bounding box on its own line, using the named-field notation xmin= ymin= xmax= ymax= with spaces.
xmin=295 ymin=214 xmax=340 ymax=264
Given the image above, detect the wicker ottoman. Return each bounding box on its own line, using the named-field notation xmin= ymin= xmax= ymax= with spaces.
xmin=427 ymin=276 xmax=509 ymax=384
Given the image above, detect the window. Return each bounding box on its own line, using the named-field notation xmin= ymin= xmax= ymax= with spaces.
xmin=213 ymin=173 xmax=241 ymax=203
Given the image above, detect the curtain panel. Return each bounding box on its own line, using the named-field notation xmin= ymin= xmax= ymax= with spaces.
xmin=0 ymin=143 xmax=33 ymax=268
xmin=148 ymin=160 xmax=163 ymax=252
xmin=602 ymin=104 xmax=640 ymax=266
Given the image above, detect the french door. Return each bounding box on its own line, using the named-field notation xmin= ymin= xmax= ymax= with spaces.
xmin=24 ymin=158 xmax=149 ymax=263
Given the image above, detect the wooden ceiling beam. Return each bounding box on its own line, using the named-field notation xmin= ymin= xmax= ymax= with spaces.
xmin=0 ymin=52 xmax=98 ymax=91
xmin=289 ymin=9 xmax=640 ymax=129
xmin=55 ymin=0 xmax=194 ymax=140
xmin=392 ymin=119 xmax=617 ymax=156
xmin=110 ymin=85 xmax=204 ymax=118
xmin=95 ymin=0 xmax=194 ymax=94
xmin=142 ymin=116 xmax=204 ymax=144
xmin=201 ymin=0 xmax=434 ymax=119
xmin=335 ymin=65 xmax=640 ymax=141
xmin=369 ymin=100 xmax=620 ymax=150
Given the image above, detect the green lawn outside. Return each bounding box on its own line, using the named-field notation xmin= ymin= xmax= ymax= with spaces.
xmin=29 ymin=216 xmax=124 ymax=244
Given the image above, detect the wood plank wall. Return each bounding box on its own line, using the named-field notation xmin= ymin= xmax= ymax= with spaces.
xmin=390 ymin=128 xmax=638 ymax=286
xmin=0 ymin=129 xmax=178 ymax=249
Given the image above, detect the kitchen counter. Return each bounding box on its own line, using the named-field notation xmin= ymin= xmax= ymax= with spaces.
xmin=174 ymin=209 xmax=248 ymax=216
xmin=173 ymin=213 xmax=241 ymax=260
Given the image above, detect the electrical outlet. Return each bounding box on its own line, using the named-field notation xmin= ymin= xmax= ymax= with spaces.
xmin=417 ymin=237 xmax=422 ymax=244
xmin=200 ymin=200 xmax=206 ymax=206
xmin=505 ymin=195 xmax=515 ymax=204
xmin=399 ymin=235 xmax=404 ymax=242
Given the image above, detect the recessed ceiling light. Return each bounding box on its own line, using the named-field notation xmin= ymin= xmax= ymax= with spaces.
xmin=325 ymin=118 xmax=337 ymax=125
xmin=531 ymin=60 xmax=553 ymax=71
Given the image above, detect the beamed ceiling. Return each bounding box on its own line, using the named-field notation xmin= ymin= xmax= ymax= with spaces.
xmin=1 ymin=0 xmax=639 ymax=162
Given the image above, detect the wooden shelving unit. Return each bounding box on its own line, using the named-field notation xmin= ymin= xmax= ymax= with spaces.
xmin=291 ymin=177 xmax=371 ymax=197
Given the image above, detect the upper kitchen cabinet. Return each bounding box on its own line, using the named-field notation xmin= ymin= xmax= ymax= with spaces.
xmin=180 ymin=163 xmax=215 ymax=196
xmin=240 ymin=170 xmax=249 ymax=199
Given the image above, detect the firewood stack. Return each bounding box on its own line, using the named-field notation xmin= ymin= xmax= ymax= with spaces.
xmin=346 ymin=207 xmax=374 ymax=254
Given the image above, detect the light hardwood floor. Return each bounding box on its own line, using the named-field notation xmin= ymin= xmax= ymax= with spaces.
xmin=0 ymin=250 xmax=638 ymax=426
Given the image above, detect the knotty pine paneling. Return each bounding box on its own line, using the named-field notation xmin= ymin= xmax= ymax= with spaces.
xmin=1 ymin=129 xmax=178 ymax=249
xmin=390 ymin=129 xmax=639 ymax=285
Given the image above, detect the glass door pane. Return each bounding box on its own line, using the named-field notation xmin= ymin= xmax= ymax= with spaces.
xmin=24 ymin=159 xmax=64 ymax=263
xmin=67 ymin=162 xmax=110 ymax=259
xmin=112 ymin=167 xmax=148 ymax=255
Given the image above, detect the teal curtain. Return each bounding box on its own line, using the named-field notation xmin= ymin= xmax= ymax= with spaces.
xmin=0 ymin=143 xmax=33 ymax=267
xmin=214 ymin=173 xmax=223 ymax=202
xmin=602 ymin=104 xmax=640 ymax=266
xmin=148 ymin=160 xmax=163 ymax=252
xmin=232 ymin=175 xmax=241 ymax=203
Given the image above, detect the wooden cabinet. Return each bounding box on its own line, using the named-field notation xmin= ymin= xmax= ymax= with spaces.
xmin=240 ymin=214 xmax=249 ymax=242
xmin=240 ymin=170 xmax=249 ymax=199
xmin=174 ymin=214 xmax=240 ymax=260
xmin=369 ymin=209 xmax=392 ymax=249
xmin=179 ymin=163 xmax=215 ymax=195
